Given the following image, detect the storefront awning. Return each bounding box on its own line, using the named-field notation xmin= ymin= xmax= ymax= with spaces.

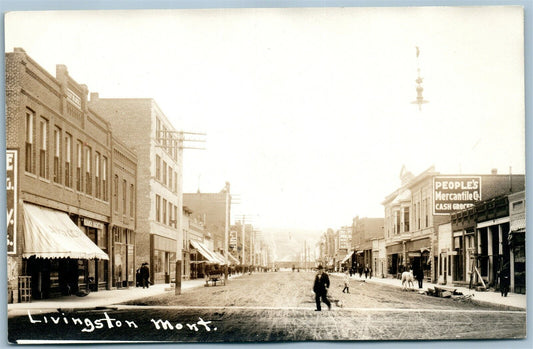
xmin=511 ymin=218 xmax=526 ymax=233
xmin=23 ymin=203 xmax=109 ymax=260
xmin=226 ymin=253 xmax=240 ymax=265
xmin=356 ymin=250 xmax=364 ymax=254
xmin=341 ymin=251 xmax=354 ymax=263
xmin=213 ymin=251 xmax=228 ymax=265
xmin=190 ymin=240 xmax=224 ymax=265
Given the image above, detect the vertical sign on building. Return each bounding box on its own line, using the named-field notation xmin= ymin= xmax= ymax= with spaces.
xmin=7 ymin=150 xmax=17 ymax=254
xmin=229 ymin=231 xmax=237 ymax=250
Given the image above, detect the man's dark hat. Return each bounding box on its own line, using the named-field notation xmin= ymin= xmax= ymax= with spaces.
xmin=317 ymin=265 xmax=323 ymax=270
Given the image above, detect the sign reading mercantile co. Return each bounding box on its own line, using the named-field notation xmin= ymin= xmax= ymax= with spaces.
xmin=433 ymin=176 xmax=482 ymax=215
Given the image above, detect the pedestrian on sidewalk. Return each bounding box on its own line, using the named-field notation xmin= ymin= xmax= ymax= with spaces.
xmin=415 ymin=268 xmax=424 ymax=289
xmin=342 ymin=270 xmax=350 ymax=293
xmin=140 ymin=262 xmax=150 ymax=289
xmin=498 ymin=267 xmax=510 ymax=297
xmin=364 ymin=264 xmax=371 ymax=279
xmin=313 ymin=265 xmax=331 ymax=311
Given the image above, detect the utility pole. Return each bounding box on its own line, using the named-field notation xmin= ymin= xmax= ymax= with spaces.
xmin=224 ymin=182 xmax=230 ymax=285
xmin=154 ymin=129 xmax=206 ymax=296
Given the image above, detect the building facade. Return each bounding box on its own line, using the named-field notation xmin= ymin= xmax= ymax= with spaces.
xmin=6 ymin=49 xmax=121 ymax=301
xmin=445 ymin=191 xmax=525 ymax=294
xmin=89 ymin=96 xmax=183 ymax=285
xmin=110 ymin=137 xmax=138 ymax=288
xmin=183 ymin=187 xmax=231 ymax=255
xmin=351 ymin=217 xmax=384 ymax=274
xmin=383 ymin=165 xmax=525 ymax=282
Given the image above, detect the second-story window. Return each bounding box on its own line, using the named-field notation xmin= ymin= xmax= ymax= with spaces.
xmin=403 ymin=207 xmax=410 ymax=233
xmin=114 ymin=175 xmax=119 ymax=210
xmin=155 ymin=195 xmax=161 ymax=222
xmin=162 ymin=198 xmax=167 ymax=225
xmin=85 ymin=146 xmax=92 ymax=195
xmin=425 ymin=198 xmax=430 ymax=227
xmin=174 ymin=205 xmax=178 ymax=228
xmin=162 ymin=161 xmax=167 ymax=186
xmin=168 ymin=166 xmax=172 ymax=190
xmin=76 ymin=141 xmax=83 ymax=191
xmin=65 ymin=133 xmax=72 ymax=187
xmin=156 ymin=154 xmax=161 ymax=181
xmin=53 ymin=127 xmax=61 ymax=183
xmin=95 ymin=152 xmax=101 ymax=199
xmin=102 ymin=157 xmax=108 ymax=201
xmin=130 ymin=184 xmax=134 ymax=218
xmin=122 ymin=179 xmax=127 ymax=215
xmin=168 ymin=201 xmax=175 ymax=226
xmin=39 ymin=118 xmax=48 ymax=178
xmin=394 ymin=211 xmax=400 ymax=234
xmin=25 ymin=110 xmax=34 ymax=173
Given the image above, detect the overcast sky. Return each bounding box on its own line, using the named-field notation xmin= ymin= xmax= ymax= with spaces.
xmin=5 ymin=6 xmax=525 ymax=237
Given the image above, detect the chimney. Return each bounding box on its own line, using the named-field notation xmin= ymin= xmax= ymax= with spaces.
xmin=90 ymin=92 xmax=99 ymax=102
xmin=491 ymin=168 xmax=498 ymax=175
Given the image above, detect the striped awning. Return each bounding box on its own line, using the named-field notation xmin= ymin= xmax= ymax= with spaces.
xmin=190 ymin=240 xmax=226 ymax=265
xmin=341 ymin=251 xmax=354 ymax=263
xmin=22 ymin=203 xmax=109 ymax=260
xmin=226 ymin=253 xmax=240 ymax=265
xmin=511 ymin=217 xmax=526 ymax=233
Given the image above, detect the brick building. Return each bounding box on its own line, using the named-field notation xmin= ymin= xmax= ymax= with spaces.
xmin=350 ymin=217 xmax=384 ymax=274
xmin=6 ymin=49 xmax=121 ymax=301
xmin=110 ymin=138 xmax=138 ymax=287
xmin=383 ymin=165 xmax=524 ymax=282
xmin=442 ymin=190 xmax=526 ymax=294
xmin=89 ymin=96 xmax=183 ymax=284
xmin=183 ymin=187 xmax=231 ymax=255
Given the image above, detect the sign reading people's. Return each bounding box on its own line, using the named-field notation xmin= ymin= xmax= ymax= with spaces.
xmin=433 ymin=176 xmax=481 ymax=215
xmin=7 ymin=150 xmax=17 ymax=254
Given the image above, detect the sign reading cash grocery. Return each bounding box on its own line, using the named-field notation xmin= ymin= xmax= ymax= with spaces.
xmin=7 ymin=150 xmax=17 ymax=254
xmin=433 ymin=176 xmax=481 ymax=215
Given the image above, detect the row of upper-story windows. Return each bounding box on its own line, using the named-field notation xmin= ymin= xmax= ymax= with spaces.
xmin=155 ymin=194 xmax=178 ymax=228
xmin=155 ymin=117 xmax=179 ymax=162
xmin=113 ymin=174 xmax=135 ymax=218
xmin=155 ymin=154 xmax=178 ymax=193
xmin=25 ymin=108 xmax=109 ymax=201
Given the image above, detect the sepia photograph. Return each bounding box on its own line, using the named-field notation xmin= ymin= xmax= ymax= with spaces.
xmin=3 ymin=2 xmax=529 ymax=346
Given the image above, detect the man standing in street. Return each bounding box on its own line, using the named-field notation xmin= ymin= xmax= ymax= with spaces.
xmin=313 ymin=265 xmax=331 ymax=311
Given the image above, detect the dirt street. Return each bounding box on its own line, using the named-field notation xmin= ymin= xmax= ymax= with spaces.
xmin=8 ymin=271 xmax=526 ymax=343
xmin=126 ymin=271 xmax=499 ymax=310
